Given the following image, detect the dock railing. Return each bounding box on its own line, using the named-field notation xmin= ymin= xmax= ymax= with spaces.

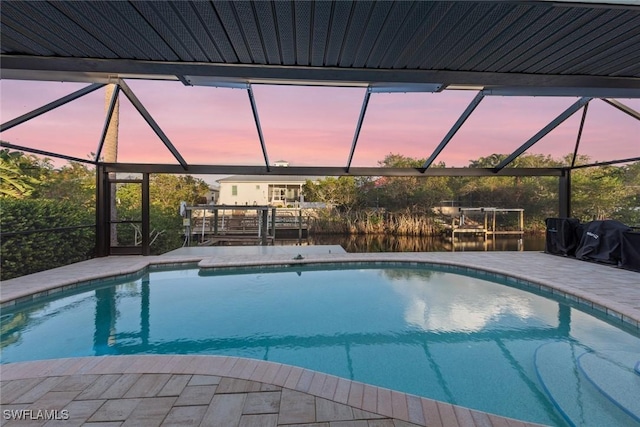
xmin=184 ymin=205 xmax=310 ymax=246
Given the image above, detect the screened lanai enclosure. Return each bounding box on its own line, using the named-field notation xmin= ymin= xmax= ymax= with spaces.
xmin=1 ymin=0 xmax=639 ymax=260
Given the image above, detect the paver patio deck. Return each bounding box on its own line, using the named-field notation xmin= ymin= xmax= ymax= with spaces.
xmin=1 ymin=355 xmax=546 ymax=427
xmin=1 ymin=250 xmax=638 ymax=426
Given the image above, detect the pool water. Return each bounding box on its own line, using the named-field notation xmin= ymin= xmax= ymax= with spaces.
xmin=2 ymin=264 xmax=639 ymax=426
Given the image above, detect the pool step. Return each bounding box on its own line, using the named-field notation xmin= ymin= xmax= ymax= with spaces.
xmin=534 ymin=342 xmax=640 ymax=427
xmin=577 ymin=350 xmax=640 ymax=423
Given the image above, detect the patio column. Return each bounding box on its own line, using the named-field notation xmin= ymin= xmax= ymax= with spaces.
xmin=559 ymin=169 xmax=571 ymax=218
xmin=95 ymin=164 xmax=109 ymax=257
xmin=261 ymin=208 xmax=269 ymax=245
xmin=142 ymin=173 xmax=150 ymax=256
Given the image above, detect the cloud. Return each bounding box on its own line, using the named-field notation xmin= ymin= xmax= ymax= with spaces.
xmin=387 ymin=272 xmax=541 ymax=333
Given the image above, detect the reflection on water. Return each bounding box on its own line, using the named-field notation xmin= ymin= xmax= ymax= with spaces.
xmin=382 ymin=269 xmax=537 ymax=333
xmin=305 ymin=234 xmax=545 ymax=253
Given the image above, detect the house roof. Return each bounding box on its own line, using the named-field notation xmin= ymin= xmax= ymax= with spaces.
xmin=217 ymin=175 xmax=322 ymax=184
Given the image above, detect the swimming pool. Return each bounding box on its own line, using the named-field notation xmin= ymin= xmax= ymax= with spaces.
xmin=2 ymin=263 xmax=639 ymax=426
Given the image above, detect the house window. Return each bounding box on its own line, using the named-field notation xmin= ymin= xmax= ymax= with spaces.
xmin=256 ymin=185 xmax=260 ymax=190
xmin=232 ymin=185 xmax=237 ymax=196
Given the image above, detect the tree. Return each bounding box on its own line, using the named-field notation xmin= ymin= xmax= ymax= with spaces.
xmin=0 ymin=162 xmax=36 ymax=198
xmin=102 ymin=175 xmax=209 ymax=253
xmin=458 ymin=153 xmax=562 ymax=226
xmin=38 ymin=162 xmax=95 ymax=209
xmin=617 ymin=161 xmax=640 ymax=225
xmin=0 ymin=147 xmax=214 ymax=275
xmin=302 ymin=176 xmax=359 ymax=211
xmin=149 ymin=174 xmax=210 ymax=211
xmin=375 ymin=154 xmax=453 ymax=211
xmin=571 ymin=165 xmax=629 ymax=221
xmin=111 ymin=174 xmax=210 ymax=253
xmin=0 ymin=149 xmax=44 ymax=198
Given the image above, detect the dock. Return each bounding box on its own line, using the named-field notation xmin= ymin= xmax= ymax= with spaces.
xmin=184 ymin=205 xmax=309 ymax=246
xmin=445 ymin=207 xmax=525 ymax=240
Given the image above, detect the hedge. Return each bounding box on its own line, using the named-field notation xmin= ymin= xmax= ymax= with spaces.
xmin=1 ymin=199 xmax=95 ymax=281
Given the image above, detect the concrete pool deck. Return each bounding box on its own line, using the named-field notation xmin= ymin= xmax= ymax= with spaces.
xmin=1 ymin=250 xmax=639 ymax=426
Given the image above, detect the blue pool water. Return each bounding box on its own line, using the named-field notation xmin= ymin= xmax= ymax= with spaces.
xmin=2 ymin=264 xmax=639 ymax=426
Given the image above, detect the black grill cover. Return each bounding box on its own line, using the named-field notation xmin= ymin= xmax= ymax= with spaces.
xmin=545 ymin=218 xmax=582 ymax=256
xmin=575 ymin=220 xmax=632 ymax=264
xmin=620 ymin=230 xmax=640 ymax=272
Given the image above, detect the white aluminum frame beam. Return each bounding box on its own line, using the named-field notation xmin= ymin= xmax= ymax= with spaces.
xmin=0 ymin=141 xmax=95 ymax=164
xmin=247 ymin=85 xmax=270 ymax=171
xmin=346 ymin=89 xmax=371 ymax=173
xmin=102 ymin=163 xmax=563 ymax=177
xmin=482 ymin=86 xmax=640 ymax=98
xmin=494 ymin=97 xmax=592 ymax=172
xmin=602 ymin=98 xmax=640 ymax=121
xmin=117 ymin=79 xmax=188 ymax=170
xmin=571 ymin=156 xmax=640 ymax=169
xmin=0 ymin=83 xmax=105 ymax=132
xmin=2 ymin=55 xmax=639 ymax=95
xmin=571 ymin=103 xmax=589 ymax=168
xmin=422 ymin=92 xmax=484 ymax=170
xmin=345 ymin=83 xmax=444 ymax=171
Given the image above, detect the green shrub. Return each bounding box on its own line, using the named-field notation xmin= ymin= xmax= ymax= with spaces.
xmin=149 ymin=205 xmax=185 ymax=255
xmin=1 ymin=199 xmax=95 ymax=280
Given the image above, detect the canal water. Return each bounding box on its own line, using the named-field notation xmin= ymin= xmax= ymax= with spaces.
xmin=278 ymin=234 xmax=546 ymax=253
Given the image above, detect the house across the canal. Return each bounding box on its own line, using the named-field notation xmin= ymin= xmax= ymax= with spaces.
xmin=217 ymin=161 xmax=322 ymax=207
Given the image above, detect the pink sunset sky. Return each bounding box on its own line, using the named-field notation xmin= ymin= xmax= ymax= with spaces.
xmin=1 ymin=79 xmax=638 ymax=168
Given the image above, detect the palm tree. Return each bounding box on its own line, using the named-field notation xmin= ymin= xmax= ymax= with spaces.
xmin=104 ymin=84 xmax=120 ymax=246
xmin=0 ymin=162 xmax=36 ymax=198
xmin=0 ymin=149 xmax=40 ymax=198
xmin=103 ymin=84 xmax=119 ymax=164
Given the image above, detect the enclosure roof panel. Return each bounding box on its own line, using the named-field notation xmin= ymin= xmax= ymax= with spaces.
xmin=1 ymin=0 xmax=639 ymax=93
